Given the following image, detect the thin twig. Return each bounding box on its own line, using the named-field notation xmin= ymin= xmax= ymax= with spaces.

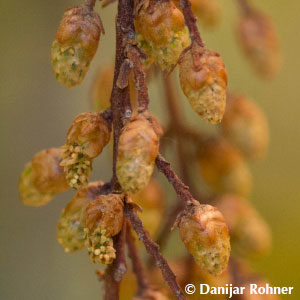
xmin=155 ymin=154 xmax=195 ymax=204
xmin=179 ymin=0 xmax=204 ymax=46
xmin=126 ymin=222 xmax=149 ymax=293
xmin=109 ymin=0 xmax=134 ymax=190
xmin=127 ymin=46 xmax=150 ymax=113
xmin=153 ymin=76 xmax=198 ymax=251
xmin=125 ymin=204 xmax=187 ymax=300
xmin=103 ymin=235 xmax=122 ymax=300
xmin=113 ymin=220 xmax=127 ymax=282
xmin=155 ymin=201 xmax=184 ymax=250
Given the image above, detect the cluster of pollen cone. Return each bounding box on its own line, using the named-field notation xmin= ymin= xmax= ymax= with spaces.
xmin=19 ymin=0 xmax=281 ymax=299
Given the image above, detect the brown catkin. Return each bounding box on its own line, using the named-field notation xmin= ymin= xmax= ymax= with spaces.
xmin=179 ymin=45 xmax=228 ymax=124
xmin=57 ymin=181 xmax=103 ymax=253
xmin=82 ymin=194 xmax=124 ymax=265
xmin=66 ymin=112 xmax=111 ymax=158
xmin=117 ymin=114 xmax=160 ymax=194
xmin=51 ymin=4 xmax=102 ymax=87
xmin=134 ymin=0 xmax=190 ymax=71
xmin=178 ymin=201 xmax=231 ymax=276
xmin=19 ymin=148 xmax=70 ymax=207
xmin=238 ymin=10 xmax=281 ymax=78
xmin=31 ymin=148 xmax=69 ymax=194
xmin=221 ymin=93 xmax=269 ymax=159
xmin=217 ymin=195 xmax=271 ymax=257
xmin=19 ymin=162 xmax=54 ymax=207
xmin=60 ymin=112 xmax=111 ymax=189
xmin=197 ymin=138 xmax=252 ymax=197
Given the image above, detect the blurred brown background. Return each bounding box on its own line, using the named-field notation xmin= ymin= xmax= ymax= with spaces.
xmin=1 ymin=0 xmax=299 ymax=299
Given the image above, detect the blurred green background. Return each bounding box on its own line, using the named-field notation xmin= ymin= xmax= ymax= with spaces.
xmin=1 ymin=0 xmax=299 ymax=299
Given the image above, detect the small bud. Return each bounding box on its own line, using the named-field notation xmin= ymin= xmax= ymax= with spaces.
xmin=133 ymin=288 xmax=169 ymax=300
xmin=132 ymin=179 xmax=165 ymax=236
xmin=238 ymin=10 xmax=281 ymax=78
xmin=117 ymin=114 xmax=160 ymax=194
xmin=51 ymin=4 xmax=102 ymax=87
xmin=217 ymin=195 xmax=271 ymax=257
xmin=31 ymin=148 xmax=69 ymax=194
xmin=197 ymin=138 xmax=252 ymax=197
xmin=82 ymin=194 xmax=124 ymax=264
xmin=135 ymin=0 xmax=190 ymax=71
xmin=221 ymin=94 xmax=269 ymax=159
xmin=19 ymin=163 xmax=54 ymax=207
xmin=61 ymin=112 xmax=111 ymax=189
xmin=66 ymin=112 xmax=111 ymax=158
xmin=19 ymin=148 xmax=69 ymax=206
xmin=178 ymin=201 xmax=231 ymax=276
xmin=57 ymin=181 xmax=103 ymax=253
xmin=179 ymin=45 xmax=228 ymax=124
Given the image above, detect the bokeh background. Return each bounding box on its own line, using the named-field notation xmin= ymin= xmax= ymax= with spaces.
xmin=1 ymin=0 xmax=299 ymax=299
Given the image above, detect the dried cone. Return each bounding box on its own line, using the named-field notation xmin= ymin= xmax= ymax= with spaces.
xmin=179 ymin=44 xmax=228 ymax=124
xmin=197 ymin=138 xmax=252 ymax=197
xmin=238 ymin=10 xmax=281 ymax=78
xmin=19 ymin=148 xmax=69 ymax=206
xmin=133 ymin=288 xmax=169 ymax=300
xmin=51 ymin=4 xmax=102 ymax=87
xmin=60 ymin=112 xmax=111 ymax=189
xmin=134 ymin=0 xmax=190 ymax=71
xmin=178 ymin=201 xmax=231 ymax=276
xmin=82 ymin=194 xmax=124 ymax=264
xmin=117 ymin=114 xmax=160 ymax=194
xmin=217 ymin=195 xmax=271 ymax=257
xmin=221 ymin=93 xmax=269 ymax=159
xmin=57 ymin=181 xmax=103 ymax=253
xmin=132 ymin=179 xmax=165 ymax=236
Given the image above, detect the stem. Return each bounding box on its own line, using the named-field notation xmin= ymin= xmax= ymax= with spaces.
xmin=179 ymin=0 xmax=204 ymax=46
xmin=125 ymin=204 xmax=187 ymax=300
xmin=104 ymin=265 xmax=119 ymax=300
xmin=110 ymin=0 xmax=134 ymax=190
xmin=127 ymin=47 xmax=150 ymax=113
xmin=113 ymin=220 xmax=127 ymax=282
xmin=126 ymin=223 xmax=149 ymax=293
xmin=155 ymin=154 xmax=195 ymax=204
xmin=153 ymin=76 xmax=199 ymax=251
xmin=104 ymin=236 xmax=121 ymax=300
xmin=155 ymin=201 xmax=184 ymax=250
